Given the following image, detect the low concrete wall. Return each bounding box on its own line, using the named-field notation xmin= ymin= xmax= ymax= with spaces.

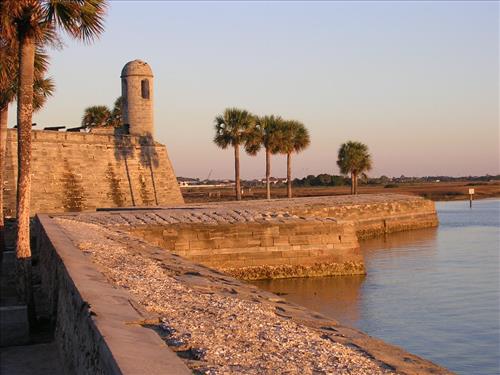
xmin=34 ymin=215 xmax=190 ymax=375
xmin=129 ymin=220 xmax=364 ymax=280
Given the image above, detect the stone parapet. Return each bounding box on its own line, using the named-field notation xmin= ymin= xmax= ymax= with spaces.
xmin=34 ymin=215 xmax=191 ymax=375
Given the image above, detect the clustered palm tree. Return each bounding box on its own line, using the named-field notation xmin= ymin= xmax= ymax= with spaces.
xmin=81 ymin=96 xmax=122 ymax=129
xmin=213 ymin=109 xmax=310 ymax=200
xmin=0 ymin=0 xmax=107 ymax=303
xmin=337 ymin=141 xmax=372 ymax=195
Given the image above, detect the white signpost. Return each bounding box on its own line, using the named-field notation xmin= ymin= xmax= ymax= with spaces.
xmin=468 ymin=188 xmax=475 ymax=208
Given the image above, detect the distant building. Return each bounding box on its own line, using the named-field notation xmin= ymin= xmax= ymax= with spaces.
xmin=260 ymin=177 xmax=287 ymax=185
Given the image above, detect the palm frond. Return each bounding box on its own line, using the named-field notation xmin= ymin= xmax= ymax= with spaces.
xmin=275 ymin=119 xmax=310 ymax=155
xmin=33 ymin=76 xmax=55 ymax=110
xmin=337 ymin=141 xmax=372 ymax=176
xmin=43 ymin=0 xmax=107 ymax=43
xmin=213 ymin=108 xmax=255 ymax=150
xmin=81 ymin=104 xmax=111 ymax=128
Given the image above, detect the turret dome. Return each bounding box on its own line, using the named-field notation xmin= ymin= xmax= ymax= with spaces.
xmin=120 ymin=60 xmax=153 ymax=78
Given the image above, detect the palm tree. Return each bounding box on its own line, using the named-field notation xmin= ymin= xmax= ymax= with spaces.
xmin=278 ymin=120 xmax=310 ymax=198
xmin=248 ymin=115 xmax=283 ymax=199
xmin=0 ymin=0 xmax=107 ymax=303
xmin=81 ymin=97 xmax=122 ymax=130
xmin=213 ymin=108 xmax=255 ymax=201
xmin=0 ymin=39 xmax=54 ymax=259
xmin=81 ymin=105 xmax=111 ymax=129
xmin=337 ymin=141 xmax=372 ymax=195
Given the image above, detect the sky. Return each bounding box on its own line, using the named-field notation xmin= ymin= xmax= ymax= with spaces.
xmin=13 ymin=1 xmax=499 ymax=179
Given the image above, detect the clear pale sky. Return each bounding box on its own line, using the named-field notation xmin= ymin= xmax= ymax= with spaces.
xmin=16 ymin=1 xmax=499 ymax=179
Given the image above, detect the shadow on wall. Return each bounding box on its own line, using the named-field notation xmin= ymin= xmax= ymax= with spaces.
xmin=113 ymin=127 xmax=136 ymax=207
xmin=112 ymin=127 xmax=159 ymax=206
xmin=62 ymin=159 xmax=86 ymax=212
xmin=105 ymin=163 xmax=126 ymax=207
xmin=139 ymin=133 xmax=159 ymax=205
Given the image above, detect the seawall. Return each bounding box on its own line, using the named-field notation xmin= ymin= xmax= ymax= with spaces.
xmin=67 ymin=207 xmax=365 ymax=280
xmin=129 ymin=220 xmax=363 ymax=280
xmin=2 ymin=129 xmax=184 ymax=217
xmin=59 ymin=194 xmax=438 ymax=280
xmin=31 ymin=212 xmax=451 ymax=374
xmin=192 ymin=193 xmax=439 ymax=239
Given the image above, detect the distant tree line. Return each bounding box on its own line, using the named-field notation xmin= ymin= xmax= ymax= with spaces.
xmin=291 ymin=173 xmax=500 ymax=187
xmin=293 ymin=174 xmax=350 ymax=187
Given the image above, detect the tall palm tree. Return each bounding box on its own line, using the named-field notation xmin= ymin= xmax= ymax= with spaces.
xmin=0 ymin=0 xmax=107 ymax=303
xmin=248 ymin=115 xmax=283 ymax=199
xmin=213 ymin=108 xmax=255 ymax=201
xmin=0 ymin=38 xmax=54 ymax=259
xmin=337 ymin=141 xmax=372 ymax=195
xmin=278 ymin=120 xmax=310 ymax=198
xmin=81 ymin=105 xmax=110 ymax=129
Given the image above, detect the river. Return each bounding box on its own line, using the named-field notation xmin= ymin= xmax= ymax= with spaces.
xmin=253 ymin=199 xmax=500 ymax=375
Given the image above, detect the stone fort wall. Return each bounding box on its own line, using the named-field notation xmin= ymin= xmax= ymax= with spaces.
xmin=2 ymin=129 xmax=184 ymax=217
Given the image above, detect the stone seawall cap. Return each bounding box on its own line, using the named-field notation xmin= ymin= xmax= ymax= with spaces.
xmin=121 ymin=59 xmax=153 ymax=78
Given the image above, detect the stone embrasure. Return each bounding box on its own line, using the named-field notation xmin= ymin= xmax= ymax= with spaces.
xmin=52 ymin=218 xmax=450 ymax=374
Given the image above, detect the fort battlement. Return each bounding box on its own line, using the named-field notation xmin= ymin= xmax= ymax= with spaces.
xmin=2 ymin=59 xmax=184 ymax=219
xmin=2 ymin=128 xmax=184 ymax=217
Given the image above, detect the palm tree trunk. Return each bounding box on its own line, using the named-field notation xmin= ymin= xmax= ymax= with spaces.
xmin=0 ymin=105 xmax=8 ymax=260
xmin=234 ymin=144 xmax=241 ymax=201
xmin=265 ymin=148 xmax=271 ymax=200
xmin=16 ymin=34 xmax=35 ymax=305
xmin=353 ymin=172 xmax=359 ymax=195
xmin=350 ymin=173 xmax=355 ymax=195
xmin=287 ymin=152 xmax=292 ymax=198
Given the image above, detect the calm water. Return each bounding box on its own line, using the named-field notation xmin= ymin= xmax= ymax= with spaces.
xmin=253 ymin=199 xmax=500 ymax=375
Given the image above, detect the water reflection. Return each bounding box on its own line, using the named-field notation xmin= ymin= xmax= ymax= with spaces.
xmin=361 ymin=227 xmax=438 ymax=257
xmin=253 ymin=227 xmax=439 ymax=327
xmin=253 ymin=274 xmax=365 ymax=326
